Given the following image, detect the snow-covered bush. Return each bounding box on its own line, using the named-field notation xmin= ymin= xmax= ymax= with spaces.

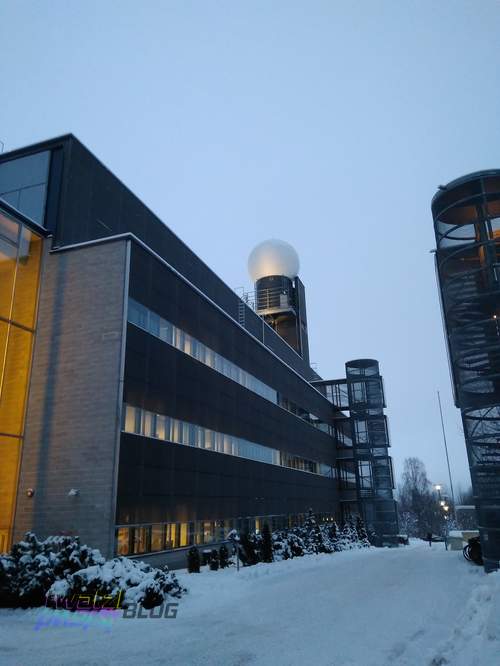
xmin=261 ymin=523 xmax=273 ymax=563
xmin=239 ymin=532 xmax=260 ymax=566
xmin=272 ymin=530 xmax=305 ymax=561
xmin=338 ymin=519 xmax=367 ymax=551
xmin=355 ymin=517 xmax=371 ymax=548
xmin=295 ymin=510 xmax=334 ymax=554
xmin=47 ymin=557 xmax=184 ymax=610
xmin=0 ymin=533 xmax=185 ymax=609
xmin=219 ymin=544 xmax=230 ymax=568
xmin=187 ymin=547 xmax=201 ymax=573
xmin=209 ymin=550 xmax=219 ymax=571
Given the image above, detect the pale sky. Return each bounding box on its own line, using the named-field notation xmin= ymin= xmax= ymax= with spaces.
xmin=2 ymin=0 xmax=500 ymax=491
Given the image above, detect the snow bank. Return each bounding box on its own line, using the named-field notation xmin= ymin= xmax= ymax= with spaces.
xmin=429 ymin=570 xmax=500 ymax=666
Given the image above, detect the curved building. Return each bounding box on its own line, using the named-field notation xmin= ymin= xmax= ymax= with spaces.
xmin=432 ymin=171 xmax=500 ymax=572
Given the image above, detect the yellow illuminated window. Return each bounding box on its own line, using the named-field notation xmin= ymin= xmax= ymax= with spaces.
xmin=179 ymin=523 xmax=188 ymax=547
xmin=12 ymin=229 xmax=42 ymax=329
xmin=151 ymin=524 xmax=164 ymax=551
xmin=0 ymin=215 xmax=41 ymax=551
xmin=116 ymin=528 xmax=130 ymax=555
xmin=0 ymin=239 xmax=17 ymax=320
xmin=0 ymin=326 xmax=33 ymax=437
xmin=0 ymin=437 xmax=21 ymax=545
xmin=0 ymin=321 xmax=8 ymax=377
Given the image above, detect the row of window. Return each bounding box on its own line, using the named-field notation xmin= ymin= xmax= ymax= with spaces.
xmin=128 ymin=298 xmax=333 ymax=435
xmin=122 ymin=404 xmax=334 ymax=477
xmin=116 ymin=512 xmax=336 ymax=555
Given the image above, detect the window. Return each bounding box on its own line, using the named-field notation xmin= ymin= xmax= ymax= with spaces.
xmin=116 ymin=528 xmax=130 ymax=555
xmin=126 ymin=298 xmax=335 ymax=434
xmin=151 ymin=524 xmax=164 ymax=551
xmin=0 ymin=151 xmax=51 ymax=225
xmin=122 ymin=403 xmax=333 ymax=477
xmin=0 ymin=237 xmax=17 ymax=320
xmin=179 ymin=523 xmax=189 ymax=547
xmin=132 ymin=527 xmax=149 ymax=554
xmin=354 ymin=419 xmax=369 ymax=444
xmin=358 ymin=461 xmax=373 ymax=490
xmin=165 ymin=524 xmax=179 ymax=549
xmin=351 ymin=382 xmax=366 ymax=403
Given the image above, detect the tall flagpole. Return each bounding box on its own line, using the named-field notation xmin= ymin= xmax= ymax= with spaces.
xmin=437 ymin=390 xmax=456 ymax=512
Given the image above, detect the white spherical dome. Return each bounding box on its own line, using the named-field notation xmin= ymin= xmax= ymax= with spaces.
xmin=248 ymin=239 xmax=300 ymax=282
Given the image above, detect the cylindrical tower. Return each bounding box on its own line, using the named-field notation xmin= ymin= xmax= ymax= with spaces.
xmin=432 ymin=170 xmax=500 ymax=572
xmin=248 ymin=239 xmax=309 ymax=363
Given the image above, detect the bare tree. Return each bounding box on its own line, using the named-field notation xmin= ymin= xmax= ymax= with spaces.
xmin=397 ymin=457 xmax=444 ymax=537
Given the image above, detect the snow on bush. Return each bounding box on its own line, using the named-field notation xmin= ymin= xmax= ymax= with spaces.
xmin=0 ymin=533 xmax=185 ymax=609
xmin=232 ymin=512 xmax=371 ymax=566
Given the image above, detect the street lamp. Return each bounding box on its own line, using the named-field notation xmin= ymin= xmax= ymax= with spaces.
xmin=434 ymin=484 xmax=449 ymax=550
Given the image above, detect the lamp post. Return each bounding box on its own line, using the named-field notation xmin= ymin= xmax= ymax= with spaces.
xmin=434 ymin=484 xmax=449 ymax=550
xmin=437 ymin=391 xmax=456 ymax=518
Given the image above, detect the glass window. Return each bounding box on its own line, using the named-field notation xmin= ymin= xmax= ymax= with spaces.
xmin=0 ymin=436 xmax=22 ymax=547
xmin=123 ymin=404 xmax=136 ymax=433
xmin=159 ymin=318 xmax=172 ymax=344
xmin=165 ymin=523 xmax=179 ymax=549
xmin=155 ymin=414 xmax=166 ymax=440
xmin=202 ymin=521 xmax=214 ymax=544
xmin=358 ymin=461 xmax=373 ymax=489
xmin=149 ymin=311 xmax=160 ymax=337
xmin=132 ymin=526 xmax=149 ymax=554
xmin=143 ymin=411 xmax=155 ymax=437
xmin=128 ymin=299 xmax=148 ymax=329
xmin=179 ymin=523 xmax=189 ymax=547
xmin=0 ymin=238 xmax=17 ymax=320
xmin=0 ymin=325 xmax=33 ymax=436
xmin=116 ymin=528 xmax=130 ymax=555
xmin=151 ymin=524 xmax=164 ymax=551
xmin=355 ymin=419 xmax=369 ymax=444
xmin=12 ymin=228 xmax=42 ymax=329
xmin=352 ymin=382 xmax=366 ymax=403
xmin=0 ymin=152 xmax=51 ymax=225
xmin=0 ymin=213 xmax=19 ymax=244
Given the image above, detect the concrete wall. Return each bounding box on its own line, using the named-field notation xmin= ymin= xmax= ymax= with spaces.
xmin=13 ymin=238 xmax=129 ymax=557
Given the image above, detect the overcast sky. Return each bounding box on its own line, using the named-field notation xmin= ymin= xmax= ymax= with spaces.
xmin=2 ymin=0 xmax=500 ymax=491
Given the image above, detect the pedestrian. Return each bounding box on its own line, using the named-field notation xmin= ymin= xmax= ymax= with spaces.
xmin=427 ymin=531 xmax=432 ymax=547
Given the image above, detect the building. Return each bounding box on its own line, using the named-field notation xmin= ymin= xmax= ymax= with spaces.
xmin=313 ymin=360 xmax=399 ymax=544
xmin=0 ymin=135 xmax=398 ymax=563
xmin=432 ymin=171 xmax=500 ymax=572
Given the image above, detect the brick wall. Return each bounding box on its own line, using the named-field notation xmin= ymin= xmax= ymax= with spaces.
xmin=13 ymin=238 xmax=129 ymax=557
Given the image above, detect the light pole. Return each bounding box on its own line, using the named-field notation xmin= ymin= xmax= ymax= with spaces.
xmin=437 ymin=391 xmax=456 ymax=518
xmin=434 ymin=484 xmax=449 ymax=550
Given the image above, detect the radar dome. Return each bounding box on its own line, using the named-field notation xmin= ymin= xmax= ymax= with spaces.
xmin=248 ymin=239 xmax=300 ymax=283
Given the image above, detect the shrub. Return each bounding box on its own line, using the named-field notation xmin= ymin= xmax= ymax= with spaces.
xmin=0 ymin=533 xmax=185 ymax=609
xmin=355 ymin=517 xmax=371 ymax=548
xmin=187 ymin=547 xmax=201 ymax=573
xmin=219 ymin=544 xmax=230 ymax=568
xmin=261 ymin=523 xmax=273 ymax=563
xmin=239 ymin=533 xmax=260 ymax=566
xmin=209 ymin=549 xmax=219 ymax=571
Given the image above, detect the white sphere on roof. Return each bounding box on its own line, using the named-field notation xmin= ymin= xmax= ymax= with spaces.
xmin=248 ymin=239 xmax=300 ymax=282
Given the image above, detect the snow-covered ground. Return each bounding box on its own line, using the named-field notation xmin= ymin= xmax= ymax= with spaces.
xmin=1 ymin=540 xmax=498 ymax=666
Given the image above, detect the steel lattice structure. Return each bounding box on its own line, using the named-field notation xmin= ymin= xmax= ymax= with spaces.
xmin=432 ymin=171 xmax=500 ymax=572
